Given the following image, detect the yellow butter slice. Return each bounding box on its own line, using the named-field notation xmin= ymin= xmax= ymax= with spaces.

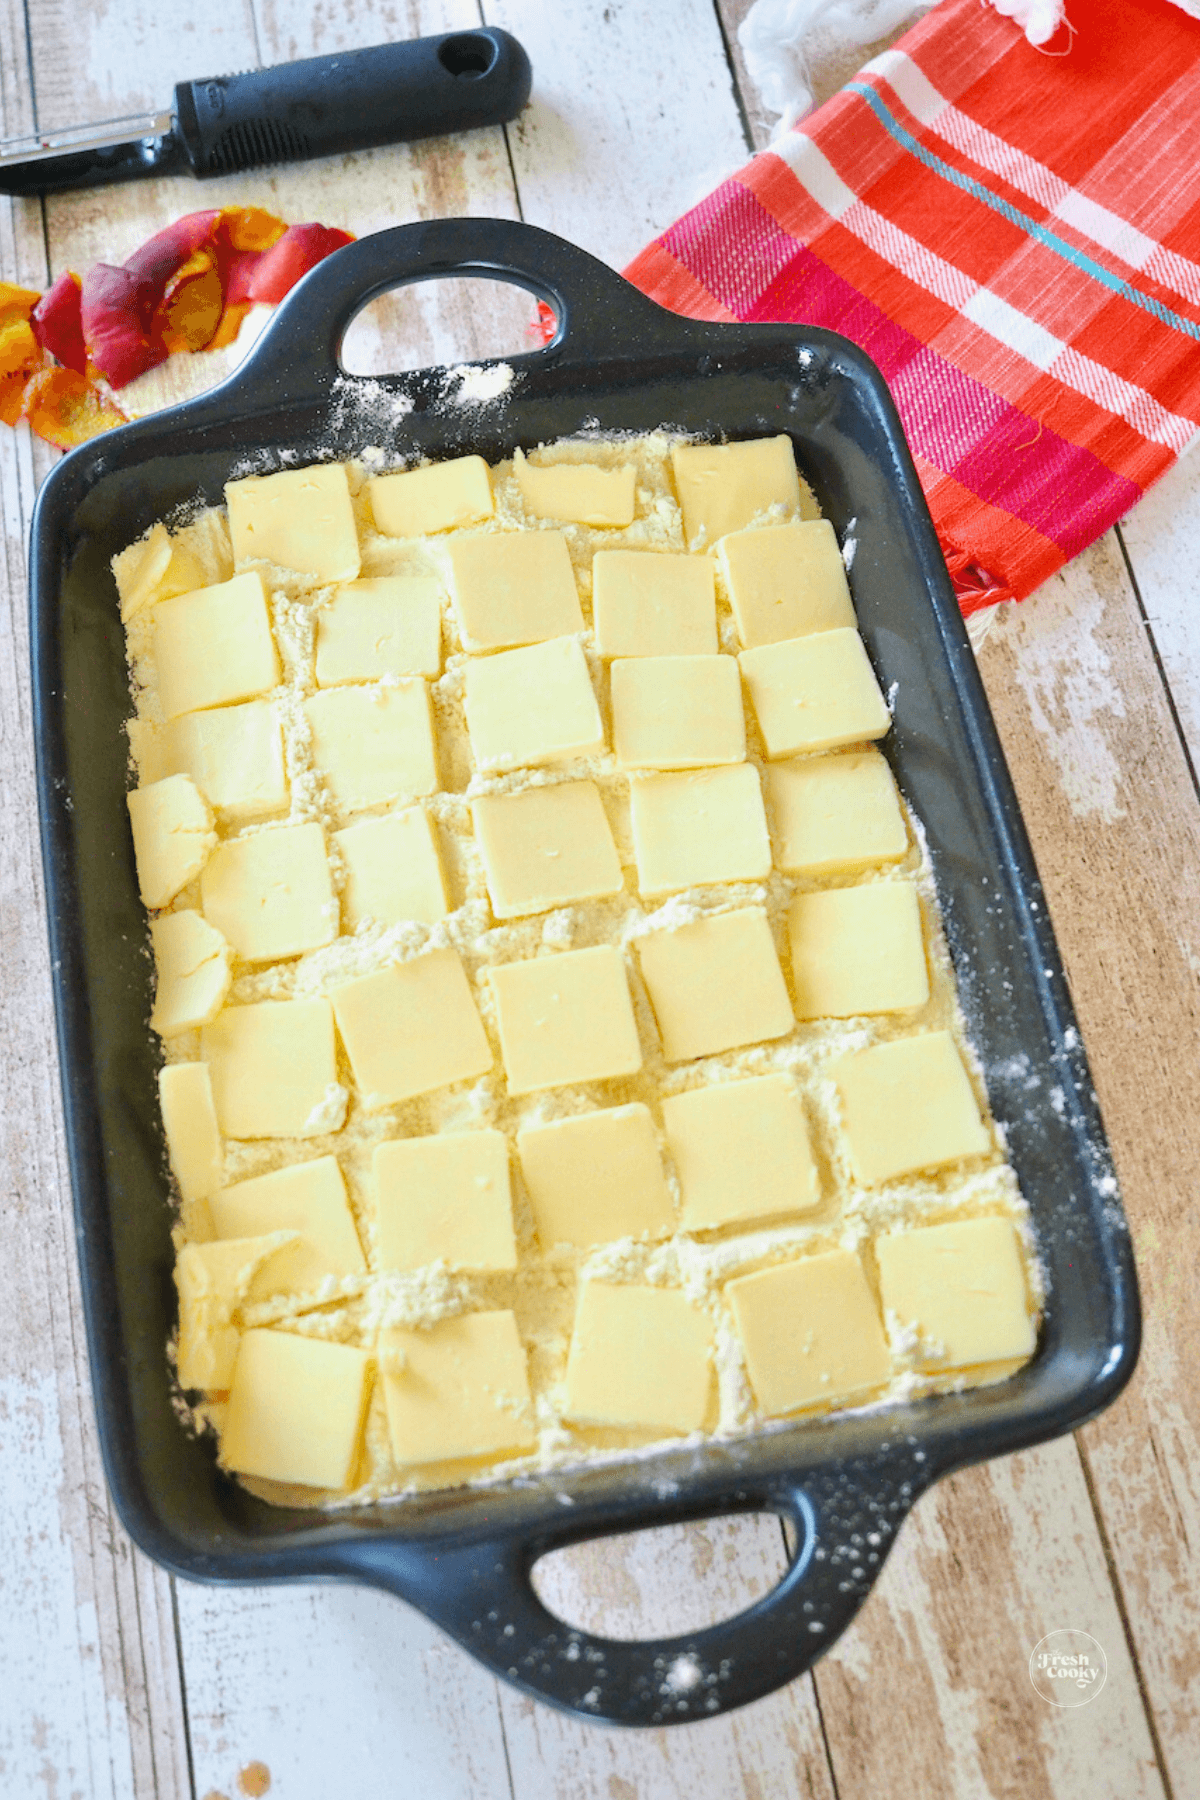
xmin=464 ymin=637 xmax=604 ymax=772
xmin=159 ymin=1062 xmax=222 ymax=1209
xmin=471 ymin=780 xmax=622 ymax=919
xmin=766 ymin=749 xmax=907 ymax=876
xmin=127 ymin=773 xmax=217 ymax=909
xmin=671 ymin=436 xmax=801 ymax=548
xmin=592 ymin=550 xmax=717 ymax=658
xmin=316 ymin=576 xmax=442 ymax=685
xmin=514 ymin=451 xmax=636 ymax=526
xmin=211 ymin=1156 xmax=366 ymax=1284
xmin=719 ymin=519 xmax=855 ymax=648
xmin=368 ymin=455 xmax=493 ymax=538
xmin=447 ymin=529 xmax=584 ymax=651
xmin=875 ymin=1216 xmax=1036 ymax=1368
xmin=200 ymin=822 xmax=336 ymax=965
xmin=663 ymin=1074 xmax=818 ymax=1230
xmin=611 ymin=655 xmax=745 ymax=769
xmin=374 ymin=1130 xmax=516 ymax=1273
xmin=222 ymin=1329 xmax=372 ymax=1488
xmin=153 ymin=571 xmax=280 ymax=720
xmin=330 ymin=950 xmax=492 ymax=1109
xmin=149 ymin=910 xmax=232 ymax=1037
xmin=516 ymin=1104 xmax=674 ymax=1248
xmin=636 ymin=907 xmax=793 ymax=1063
xmin=162 ymin=700 xmax=289 ymax=824
xmin=488 ymin=945 xmax=642 ymax=1094
xmin=334 ymin=806 xmax=448 ymax=929
xmin=201 ymin=998 xmax=340 ymax=1140
xmin=739 ymin=628 xmax=890 ymax=760
xmin=833 ymin=1031 xmax=992 ymax=1185
xmin=629 ymin=764 xmax=771 ymax=896
xmin=788 ymin=882 xmax=929 ymax=1019
xmin=175 ymin=1234 xmax=301 ymax=1390
xmin=382 ymin=1311 xmax=535 ymax=1465
xmin=564 ymin=1283 xmax=713 ymax=1432
xmin=305 ymin=680 xmax=438 ymax=812
xmin=226 ymin=463 xmax=360 ymax=582
xmin=727 ymin=1250 xmax=890 ymax=1416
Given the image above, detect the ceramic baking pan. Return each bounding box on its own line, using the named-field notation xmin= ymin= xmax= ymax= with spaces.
xmin=31 ymin=218 xmax=1139 ymax=1727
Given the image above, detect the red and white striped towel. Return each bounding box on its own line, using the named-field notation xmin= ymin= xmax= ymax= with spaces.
xmin=626 ymin=0 xmax=1200 ymax=612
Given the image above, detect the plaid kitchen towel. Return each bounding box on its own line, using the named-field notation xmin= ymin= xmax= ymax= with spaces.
xmin=625 ymin=0 xmax=1200 ymax=612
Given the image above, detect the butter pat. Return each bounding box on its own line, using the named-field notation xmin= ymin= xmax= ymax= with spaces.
xmin=663 ymin=1074 xmax=818 ymax=1230
xmin=515 ymin=451 xmax=636 ymax=526
xmin=316 ymin=576 xmax=442 ymax=685
xmin=201 ymin=998 xmax=338 ymax=1139
xmin=227 ymin=464 xmax=360 ymax=582
xmin=788 ymin=882 xmax=929 ymax=1019
xmin=472 ymin=780 xmax=622 ymax=919
xmin=671 ymin=436 xmax=801 ymax=547
xmin=637 ymin=907 xmax=793 ymax=1062
xmin=305 ymin=681 xmax=438 ymax=811
xmin=728 ymin=1251 xmax=890 ymax=1415
xmin=201 ymin=822 xmax=337 ymax=964
xmin=163 ymin=700 xmax=289 ymax=824
xmin=382 ymin=1311 xmax=535 ymax=1465
xmin=127 ymin=774 xmax=217 ymax=908
xmin=153 ymin=572 xmax=280 ymax=720
xmin=875 ymin=1217 xmax=1035 ymax=1368
xmin=447 ymin=530 xmax=584 ymax=650
xmin=149 ymin=910 xmax=232 ymax=1036
xmin=222 ymin=1330 xmax=372 ymax=1488
xmin=464 ymin=637 xmax=604 ymax=772
xmin=334 ymin=807 xmax=448 ymax=928
xmin=211 ymin=1156 xmax=366 ymax=1284
xmin=766 ymin=750 xmax=907 ymax=876
xmin=175 ymin=1234 xmax=300 ymax=1390
xmin=565 ymin=1284 xmax=712 ymax=1432
xmin=740 ymin=629 xmax=890 ymax=760
xmin=516 ymin=1105 xmax=674 ymax=1247
xmin=630 ymin=764 xmax=771 ymax=895
xmin=611 ymin=655 xmax=745 ymax=769
xmin=112 ymin=521 xmax=208 ymax=622
xmin=159 ymin=1062 xmax=222 ymax=1206
xmin=368 ymin=455 xmax=493 ymax=538
xmin=833 ymin=1030 xmax=991 ymax=1185
xmin=719 ymin=520 xmax=855 ymax=647
xmin=330 ymin=950 xmax=492 ymax=1108
xmin=374 ymin=1130 xmax=516 ymax=1273
xmin=592 ymin=551 xmax=717 ymax=658
xmin=488 ymin=945 xmax=642 ymax=1094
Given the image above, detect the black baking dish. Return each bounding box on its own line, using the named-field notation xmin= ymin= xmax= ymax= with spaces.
xmin=31 ymin=218 xmax=1139 ymax=1726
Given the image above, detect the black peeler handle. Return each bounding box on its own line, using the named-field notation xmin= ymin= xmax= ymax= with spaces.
xmin=175 ymin=29 xmax=532 ymax=177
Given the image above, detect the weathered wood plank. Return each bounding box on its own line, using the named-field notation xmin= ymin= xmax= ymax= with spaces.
xmin=978 ymin=535 xmax=1200 ymax=1795
xmin=1117 ymin=458 xmax=1200 ymax=770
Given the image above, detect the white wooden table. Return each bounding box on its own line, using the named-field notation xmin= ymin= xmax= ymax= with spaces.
xmin=3 ymin=4 xmax=1198 ymax=1796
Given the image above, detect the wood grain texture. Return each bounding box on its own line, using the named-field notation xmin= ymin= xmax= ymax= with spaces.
xmin=1118 ymin=460 xmax=1200 ymax=770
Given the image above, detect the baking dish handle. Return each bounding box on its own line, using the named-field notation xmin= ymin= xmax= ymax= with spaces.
xmin=341 ymin=1461 xmax=925 ymax=1726
xmin=228 ymin=215 xmax=697 ymax=403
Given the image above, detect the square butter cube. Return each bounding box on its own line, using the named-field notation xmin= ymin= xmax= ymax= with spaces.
xmin=448 ymin=530 xmax=584 ymax=651
xmin=334 ymin=807 xmax=448 ymax=929
xmin=636 ymin=907 xmax=793 ymax=1063
xmin=592 ymin=550 xmax=717 ymax=658
xmin=875 ymin=1217 xmax=1036 ymax=1369
xmin=611 ymin=655 xmax=745 ymax=769
xmin=515 ymin=451 xmax=636 ymax=526
xmin=516 ymin=1105 xmax=674 ymax=1248
xmin=382 ymin=1311 xmax=535 ymax=1466
xmin=488 ymin=945 xmax=642 ymax=1095
xmin=719 ymin=520 xmax=855 ymax=648
xmin=211 ymin=1156 xmax=366 ymax=1282
xmin=316 ymin=576 xmax=442 ymax=685
xmin=374 ymin=1130 xmax=516 ymax=1273
xmin=305 ymin=681 xmax=437 ymax=812
xmin=728 ymin=1251 xmax=891 ymax=1416
xmin=766 ymin=750 xmax=907 ymax=876
xmin=565 ymin=1284 xmax=712 ymax=1432
xmin=368 ymin=455 xmax=493 ymax=538
xmin=630 ymin=764 xmax=770 ymax=896
xmin=740 ymin=629 xmax=889 ymax=759
xmin=163 ymin=700 xmax=289 ymax=824
xmin=788 ymin=882 xmax=929 ymax=1019
xmin=200 ymin=822 xmax=336 ymax=965
xmin=833 ymin=1031 xmax=991 ymax=1185
xmin=201 ymin=998 xmax=339 ymax=1139
xmin=176 ymin=1235 xmax=301 ymax=1390
xmin=223 ymin=1330 xmax=372 ymax=1489
xmin=153 ymin=572 xmax=280 ymax=720
xmin=671 ymin=436 xmax=801 ymax=548
xmin=159 ymin=1062 xmax=222 ymax=1206
xmin=464 ymin=637 xmax=603 ymax=773
xmin=127 ymin=773 xmax=216 ymax=908
xmin=662 ymin=1075 xmax=818 ymax=1231
xmin=150 ymin=910 xmax=232 ymax=1037
xmin=331 ymin=950 xmax=491 ymax=1108
xmin=471 ymin=780 xmax=622 ymax=919
xmin=226 ymin=463 xmax=360 ymax=582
